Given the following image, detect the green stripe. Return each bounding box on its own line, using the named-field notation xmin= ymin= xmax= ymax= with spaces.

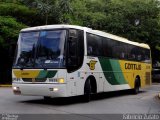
xmin=37 ymin=71 xmax=48 ymax=78
xmin=37 ymin=70 xmax=57 ymax=78
xmin=99 ymin=58 xmax=127 ymax=85
xmin=110 ymin=60 xmax=127 ymax=84
xmin=47 ymin=70 xmax=57 ymax=78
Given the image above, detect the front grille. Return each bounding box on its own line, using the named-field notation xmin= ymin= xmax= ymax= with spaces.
xmin=22 ymin=78 xmax=32 ymax=82
xmin=22 ymin=78 xmax=47 ymax=82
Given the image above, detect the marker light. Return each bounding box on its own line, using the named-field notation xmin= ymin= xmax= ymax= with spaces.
xmin=58 ymin=78 xmax=64 ymax=83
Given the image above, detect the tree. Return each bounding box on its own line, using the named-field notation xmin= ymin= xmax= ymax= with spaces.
xmin=20 ymin=0 xmax=56 ymax=25
xmin=104 ymin=0 xmax=160 ymax=43
xmin=0 ymin=16 xmax=26 ymax=46
xmin=0 ymin=16 xmax=26 ymax=84
xmin=56 ymin=0 xmax=72 ymax=24
xmin=0 ymin=2 xmax=44 ymax=26
xmin=70 ymin=0 xmax=108 ymax=28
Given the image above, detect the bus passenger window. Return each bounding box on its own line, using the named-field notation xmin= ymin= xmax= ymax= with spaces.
xmin=121 ymin=52 xmax=125 ymax=59
xmin=102 ymin=38 xmax=112 ymax=58
xmin=88 ymin=46 xmax=93 ymax=55
xmin=137 ymin=55 xmax=142 ymax=61
xmin=87 ymin=33 xmax=102 ymax=56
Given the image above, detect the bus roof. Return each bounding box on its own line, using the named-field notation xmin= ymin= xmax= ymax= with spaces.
xmin=21 ymin=24 xmax=90 ymax=32
xmin=21 ymin=24 xmax=150 ymax=49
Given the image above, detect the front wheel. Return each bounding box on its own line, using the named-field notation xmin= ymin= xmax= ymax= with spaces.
xmin=44 ymin=96 xmax=52 ymax=101
xmin=83 ymin=79 xmax=91 ymax=102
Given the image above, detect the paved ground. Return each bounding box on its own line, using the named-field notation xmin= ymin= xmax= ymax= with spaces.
xmin=0 ymin=84 xmax=160 ymax=120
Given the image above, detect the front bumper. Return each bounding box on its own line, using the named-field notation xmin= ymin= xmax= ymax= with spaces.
xmin=12 ymin=83 xmax=67 ymax=98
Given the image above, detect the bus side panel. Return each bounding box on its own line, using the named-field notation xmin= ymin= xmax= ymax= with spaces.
xmin=74 ymin=57 xmax=151 ymax=96
xmin=100 ymin=58 xmax=131 ymax=91
xmin=119 ymin=61 xmax=152 ymax=88
xmin=75 ymin=56 xmax=102 ymax=95
xmin=86 ymin=57 xmax=130 ymax=93
xmin=66 ymin=71 xmax=79 ymax=96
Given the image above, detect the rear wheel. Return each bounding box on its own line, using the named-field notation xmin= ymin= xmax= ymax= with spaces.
xmin=133 ymin=78 xmax=140 ymax=94
xmin=83 ymin=79 xmax=91 ymax=102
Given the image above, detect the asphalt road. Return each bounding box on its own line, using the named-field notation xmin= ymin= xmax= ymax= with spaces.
xmin=0 ymin=84 xmax=160 ymax=120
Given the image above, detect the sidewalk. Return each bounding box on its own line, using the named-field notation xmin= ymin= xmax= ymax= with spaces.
xmin=0 ymin=84 xmax=12 ymax=87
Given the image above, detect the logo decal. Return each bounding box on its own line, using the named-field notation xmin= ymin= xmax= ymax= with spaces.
xmin=87 ymin=60 xmax=97 ymax=70
xmin=125 ymin=63 xmax=141 ymax=70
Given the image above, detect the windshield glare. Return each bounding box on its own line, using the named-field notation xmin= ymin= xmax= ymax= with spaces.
xmin=13 ymin=30 xmax=66 ymax=68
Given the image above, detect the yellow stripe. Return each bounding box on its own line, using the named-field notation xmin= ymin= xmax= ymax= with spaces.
xmin=13 ymin=70 xmax=40 ymax=78
xmin=119 ymin=61 xmax=151 ymax=88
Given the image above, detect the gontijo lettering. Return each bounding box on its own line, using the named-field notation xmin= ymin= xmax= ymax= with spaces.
xmin=125 ymin=63 xmax=141 ymax=70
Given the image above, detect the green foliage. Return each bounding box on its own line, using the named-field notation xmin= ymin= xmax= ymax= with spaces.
xmin=57 ymin=0 xmax=72 ymax=23
xmin=0 ymin=2 xmax=45 ymax=26
xmin=105 ymin=0 xmax=160 ymax=43
xmin=20 ymin=0 xmax=56 ymax=25
xmin=70 ymin=0 xmax=108 ymax=29
xmin=0 ymin=16 xmax=26 ymax=46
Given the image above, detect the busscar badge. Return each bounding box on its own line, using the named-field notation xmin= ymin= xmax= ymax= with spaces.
xmin=87 ymin=60 xmax=97 ymax=70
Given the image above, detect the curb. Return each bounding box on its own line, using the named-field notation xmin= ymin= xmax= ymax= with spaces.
xmin=0 ymin=85 xmax=12 ymax=87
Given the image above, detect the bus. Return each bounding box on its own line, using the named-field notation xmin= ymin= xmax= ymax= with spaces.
xmin=12 ymin=25 xmax=151 ymax=102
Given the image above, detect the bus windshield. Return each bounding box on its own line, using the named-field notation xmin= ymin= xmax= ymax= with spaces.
xmin=13 ymin=30 xmax=66 ymax=69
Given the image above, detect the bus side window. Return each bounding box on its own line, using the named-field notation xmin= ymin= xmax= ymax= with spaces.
xmin=103 ymin=38 xmax=112 ymax=58
xmin=113 ymin=42 xmax=127 ymax=60
xmin=87 ymin=33 xmax=102 ymax=56
xmin=120 ymin=52 xmax=125 ymax=59
xmin=128 ymin=45 xmax=137 ymax=61
xmin=88 ymin=46 xmax=93 ymax=55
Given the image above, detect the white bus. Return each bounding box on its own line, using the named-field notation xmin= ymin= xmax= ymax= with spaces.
xmin=12 ymin=25 xmax=151 ymax=101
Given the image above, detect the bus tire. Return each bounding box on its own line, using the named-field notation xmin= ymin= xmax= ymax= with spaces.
xmin=83 ymin=79 xmax=91 ymax=102
xmin=133 ymin=78 xmax=140 ymax=94
xmin=44 ymin=96 xmax=52 ymax=101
